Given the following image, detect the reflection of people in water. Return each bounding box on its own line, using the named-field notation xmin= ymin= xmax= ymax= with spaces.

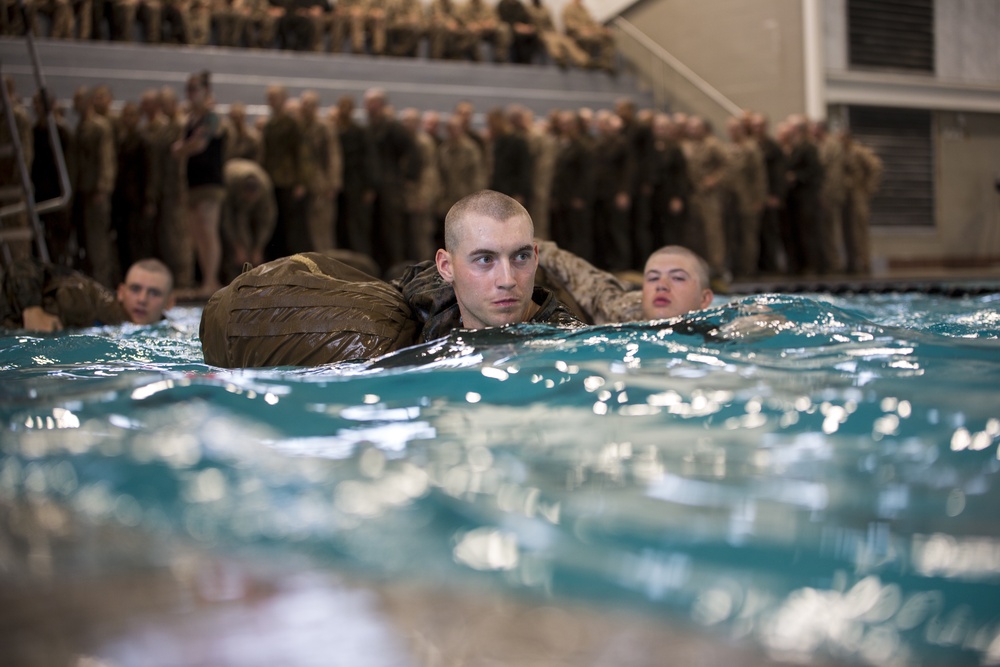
xmin=1 ymin=258 xmax=175 ymax=332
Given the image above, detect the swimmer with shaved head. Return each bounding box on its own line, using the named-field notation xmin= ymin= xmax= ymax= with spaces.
xmin=395 ymin=190 xmax=583 ymax=341
xmin=641 ymin=245 xmax=714 ymax=321
xmin=536 ymin=241 xmax=784 ymax=339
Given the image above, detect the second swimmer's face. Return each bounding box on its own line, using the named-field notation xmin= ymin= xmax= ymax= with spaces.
xmin=641 ymin=251 xmax=713 ymax=321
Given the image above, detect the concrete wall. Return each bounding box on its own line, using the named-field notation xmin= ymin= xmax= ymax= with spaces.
xmin=603 ymin=0 xmax=1000 ymax=268
xmin=872 ymin=111 xmax=1000 ymax=265
xmin=619 ymin=0 xmax=807 ymax=128
xmin=823 ymin=0 xmax=847 ymax=71
xmin=824 ymin=0 xmax=1000 ymax=85
xmin=937 ymin=0 xmax=1000 ymax=84
xmin=936 ymin=112 xmax=1000 ymax=262
xmin=928 ymin=1 xmax=1000 ymax=264
xmin=820 ymin=0 xmax=1000 ymax=265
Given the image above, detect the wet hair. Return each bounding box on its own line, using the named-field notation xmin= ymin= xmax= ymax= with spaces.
xmin=127 ymin=258 xmax=175 ymax=294
xmin=443 ymin=190 xmax=533 ymax=252
xmin=645 ymin=246 xmax=711 ymax=289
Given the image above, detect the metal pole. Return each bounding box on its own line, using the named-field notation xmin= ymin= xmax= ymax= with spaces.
xmin=0 ymin=59 xmax=50 ymax=263
xmin=19 ymin=0 xmax=72 ymax=215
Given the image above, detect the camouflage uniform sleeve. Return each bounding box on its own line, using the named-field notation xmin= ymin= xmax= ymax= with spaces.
xmin=52 ymin=272 xmax=127 ymax=328
xmin=220 ymin=193 xmax=245 ymax=251
xmin=297 ymin=123 xmax=316 ymax=190
xmin=561 ymin=3 xmax=583 ymax=36
xmin=145 ymin=127 xmax=163 ymax=206
xmin=329 ymin=123 xmax=343 ymax=193
xmin=251 ymin=186 xmax=278 ymax=252
xmin=748 ymin=143 xmax=767 ymax=211
xmin=392 ymin=260 xmax=451 ymax=324
xmin=861 ymin=147 xmax=883 ymax=196
xmin=97 ymin=117 xmax=117 ymax=195
xmin=415 ymin=136 xmax=438 ymax=208
xmin=221 ymin=162 xmax=248 ymax=250
xmin=2 ymin=259 xmax=47 ymax=313
xmin=531 ymin=286 xmax=586 ymax=328
xmin=16 ymin=107 xmax=32 ymax=171
xmin=452 ymin=0 xmax=470 ymax=23
xmin=536 ymin=240 xmax=642 ymax=324
xmin=301 ymin=125 xmax=323 ymax=193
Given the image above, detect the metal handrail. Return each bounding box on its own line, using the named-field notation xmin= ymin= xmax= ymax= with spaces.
xmin=0 ymin=0 xmax=73 ymax=264
xmin=610 ymin=16 xmax=743 ymax=122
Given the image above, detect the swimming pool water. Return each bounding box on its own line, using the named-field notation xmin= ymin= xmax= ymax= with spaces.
xmin=2 ymin=292 xmax=999 ymax=665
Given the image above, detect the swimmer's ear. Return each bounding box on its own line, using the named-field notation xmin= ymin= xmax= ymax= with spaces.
xmin=435 ymin=248 xmax=454 ymax=284
xmin=699 ymin=288 xmax=714 ymax=309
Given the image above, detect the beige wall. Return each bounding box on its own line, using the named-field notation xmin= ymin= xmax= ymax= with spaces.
xmin=873 ymin=111 xmax=1000 ymax=265
xmin=620 ymin=0 xmax=807 ymax=130
xmin=937 ymin=0 xmax=1000 ymax=85
xmin=612 ymin=0 xmax=1000 ymax=268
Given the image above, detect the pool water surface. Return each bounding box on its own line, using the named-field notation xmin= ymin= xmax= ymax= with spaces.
xmin=2 ymin=291 xmax=999 ymax=666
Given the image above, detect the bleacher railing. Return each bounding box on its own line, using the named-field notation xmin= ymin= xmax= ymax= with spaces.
xmin=0 ymin=0 xmax=71 ymax=265
xmin=610 ymin=17 xmax=743 ymax=129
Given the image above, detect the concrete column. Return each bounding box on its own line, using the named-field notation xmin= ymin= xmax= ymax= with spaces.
xmin=802 ymin=0 xmax=825 ymax=120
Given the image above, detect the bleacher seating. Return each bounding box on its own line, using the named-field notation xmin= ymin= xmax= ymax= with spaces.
xmin=0 ymin=38 xmax=654 ymax=120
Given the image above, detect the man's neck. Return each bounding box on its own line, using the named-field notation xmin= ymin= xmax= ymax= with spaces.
xmin=523 ymin=296 xmax=541 ymax=322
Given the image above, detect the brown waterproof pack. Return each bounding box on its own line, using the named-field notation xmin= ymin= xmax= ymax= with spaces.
xmin=200 ymin=253 xmax=418 ymax=368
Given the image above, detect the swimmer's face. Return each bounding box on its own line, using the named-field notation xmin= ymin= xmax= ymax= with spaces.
xmin=117 ymin=266 xmax=175 ymax=325
xmin=641 ymin=251 xmax=713 ymax=320
xmin=436 ymin=213 xmax=538 ymax=330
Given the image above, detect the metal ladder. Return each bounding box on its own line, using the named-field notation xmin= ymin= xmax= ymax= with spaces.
xmin=0 ymin=0 xmax=72 ymax=266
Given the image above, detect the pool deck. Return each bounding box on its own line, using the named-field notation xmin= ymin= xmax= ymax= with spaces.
xmin=724 ymin=264 xmax=1000 ymax=296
